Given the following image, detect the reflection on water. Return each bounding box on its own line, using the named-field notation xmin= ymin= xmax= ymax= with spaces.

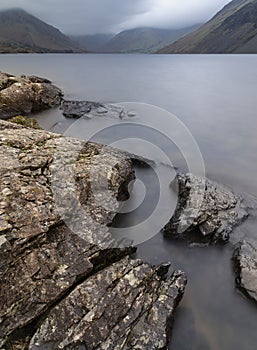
xmin=1 ymin=54 xmax=257 ymax=350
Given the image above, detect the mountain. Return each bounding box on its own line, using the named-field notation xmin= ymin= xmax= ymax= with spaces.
xmin=98 ymin=25 xmax=201 ymax=53
xmin=158 ymin=0 xmax=257 ymax=54
xmin=69 ymin=34 xmax=114 ymax=52
xmin=0 ymin=8 xmax=85 ymax=53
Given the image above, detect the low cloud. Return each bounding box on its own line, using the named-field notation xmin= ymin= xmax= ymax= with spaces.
xmin=0 ymin=0 xmax=231 ymax=34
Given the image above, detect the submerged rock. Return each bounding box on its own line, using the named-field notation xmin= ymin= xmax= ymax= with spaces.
xmin=0 ymin=120 xmax=186 ymax=349
xmin=0 ymin=71 xmax=63 ymax=119
xmin=233 ymin=239 xmax=257 ymax=303
xmin=163 ymin=173 xmax=248 ymax=244
xmin=61 ymin=99 xmax=135 ymax=120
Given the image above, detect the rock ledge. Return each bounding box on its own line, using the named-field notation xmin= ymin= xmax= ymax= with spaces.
xmin=0 ymin=120 xmax=186 ymax=350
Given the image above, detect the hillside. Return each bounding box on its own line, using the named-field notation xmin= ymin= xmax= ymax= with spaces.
xmin=98 ymin=25 xmax=201 ymax=53
xmin=158 ymin=0 xmax=257 ymax=53
xmin=0 ymin=8 xmax=84 ymax=53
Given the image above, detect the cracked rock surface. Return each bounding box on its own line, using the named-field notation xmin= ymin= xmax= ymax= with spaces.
xmin=163 ymin=173 xmax=248 ymax=244
xmin=0 ymin=120 xmax=186 ymax=350
xmin=233 ymin=239 xmax=257 ymax=303
xmin=29 ymin=260 xmax=186 ymax=350
xmin=0 ymin=72 xmax=63 ymax=118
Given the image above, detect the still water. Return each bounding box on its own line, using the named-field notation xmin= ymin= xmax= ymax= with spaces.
xmin=1 ymin=54 xmax=257 ymax=349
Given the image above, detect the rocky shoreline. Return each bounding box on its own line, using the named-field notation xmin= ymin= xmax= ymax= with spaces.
xmin=0 ymin=119 xmax=186 ymax=349
xmin=0 ymin=71 xmax=257 ymax=349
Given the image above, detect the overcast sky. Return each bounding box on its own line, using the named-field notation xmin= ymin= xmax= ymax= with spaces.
xmin=0 ymin=0 xmax=232 ymax=34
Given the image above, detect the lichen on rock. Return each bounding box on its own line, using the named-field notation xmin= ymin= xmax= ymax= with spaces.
xmin=8 ymin=115 xmax=42 ymax=129
xmin=163 ymin=173 xmax=248 ymax=244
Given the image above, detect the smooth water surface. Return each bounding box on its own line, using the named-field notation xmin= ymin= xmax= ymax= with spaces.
xmin=1 ymin=54 xmax=257 ymax=350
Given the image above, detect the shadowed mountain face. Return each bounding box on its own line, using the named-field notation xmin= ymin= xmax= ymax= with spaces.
xmin=103 ymin=26 xmax=201 ymax=53
xmin=77 ymin=25 xmax=201 ymax=53
xmin=158 ymin=0 xmax=257 ymax=54
xmin=0 ymin=8 xmax=85 ymax=53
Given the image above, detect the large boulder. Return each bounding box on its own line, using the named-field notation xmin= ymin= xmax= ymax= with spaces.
xmin=233 ymin=239 xmax=257 ymax=303
xmin=163 ymin=173 xmax=248 ymax=244
xmin=0 ymin=72 xmax=63 ymax=118
xmin=0 ymin=120 xmax=186 ymax=349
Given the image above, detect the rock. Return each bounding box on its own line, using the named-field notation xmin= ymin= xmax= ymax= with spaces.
xmin=163 ymin=173 xmax=248 ymax=244
xmin=27 ymin=76 xmax=52 ymax=84
xmin=233 ymin=239 xmax=257 ymax=303
xmin=61 ymin=100 xmax=133 ymax=120
xmin=0 ymin=71 xmax=63 ymax=119
xmin=8 ymin=115 xmax=42 ymax=129
xmin=0 ymin=120 xmax=186 ymax=349
xmin=0 ymin=235 xmax=11 ymax=253
xmin=29 ymin=261 xmax=186 ymax=350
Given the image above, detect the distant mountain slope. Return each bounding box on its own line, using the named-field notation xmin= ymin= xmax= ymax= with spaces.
xmin=69 ymin=34 xmax=113 ymax=52
xmin=99 ymin=25 xmax=201 ymax=53
xmin=158 ymin=0 xmax=257 ymax=53
xmin=0 ymin=8 xmax=84 ymax=53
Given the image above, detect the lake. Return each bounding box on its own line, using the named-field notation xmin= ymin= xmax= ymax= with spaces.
xmin=1 ymin=53 xmax=257 ymax=350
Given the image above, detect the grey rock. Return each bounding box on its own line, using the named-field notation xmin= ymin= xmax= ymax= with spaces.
xmin=163 ymin=173 xmax=248 ymax=244
xmin=0 ymin=120 xmax=186 ymax=349
xmin=0 ymin=71 xmax=63 ymax=118
xmin=233 ymin=239 xmax=257 ymax=303
xmin=29 ymin=261 xmax=186 ymax=350
xmin=60 ymin=100 xmax=134 ymax=120
xmin=0 ymin=235 xmax=11 ymax=253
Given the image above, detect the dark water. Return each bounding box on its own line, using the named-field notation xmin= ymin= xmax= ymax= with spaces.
xmin=1 ymin=54 xmax=257 ymax=350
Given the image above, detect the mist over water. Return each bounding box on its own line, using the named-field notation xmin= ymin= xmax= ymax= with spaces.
xmin=1 ymin=53 xmax=257 ymax=350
